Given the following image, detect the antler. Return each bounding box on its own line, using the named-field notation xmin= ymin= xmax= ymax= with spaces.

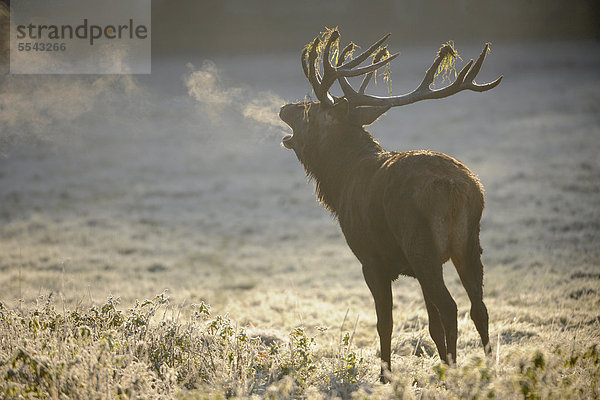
xmin=301 ymin=30 xmax=502 ymax=124
xmin=301 ymin=30 xmax=400 ymax=106
xmin=337 ymin=40 xmax=503 ymax=109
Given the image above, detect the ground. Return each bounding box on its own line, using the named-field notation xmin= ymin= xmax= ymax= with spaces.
xmin=0 ymin=40 xmax=599 ymax=398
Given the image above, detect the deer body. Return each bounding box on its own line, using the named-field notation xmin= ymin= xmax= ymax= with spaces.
xmin=339 ymin=150 xmax=484 ymax=279
xmin=280 ymin=30 xmax=500 ymax=382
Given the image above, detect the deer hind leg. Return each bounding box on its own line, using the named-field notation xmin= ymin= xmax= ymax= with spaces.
xmin=416 ymin=265 xmax=458 ymax=364
xmin=362 ymin=264 xmax=393 ymax=383
xmin=402 ymin=222 xmax=458 ymax=363
xmin=451 ymin=225 xmax=491 ymax=355
xmin=424 ymin=295 xmax=447 ymax=361
xmin=392 ymin=206 xmax=458 ymax=364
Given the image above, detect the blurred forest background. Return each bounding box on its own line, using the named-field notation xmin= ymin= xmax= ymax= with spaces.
xmin=150 ymin=0 xmax=599 ymax=53
xmin=1 ymin=0 xmax=599 ymax=69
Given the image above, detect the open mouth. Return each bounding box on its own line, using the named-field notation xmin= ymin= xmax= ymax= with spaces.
xmin=281 ymin=133 xmax=293 ymax=149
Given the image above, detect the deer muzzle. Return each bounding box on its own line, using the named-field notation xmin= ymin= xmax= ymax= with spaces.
xmin=279 ymin=104 xmax=298 ymax=149
xmin=282 ymin=134 xmax=294 ymax=149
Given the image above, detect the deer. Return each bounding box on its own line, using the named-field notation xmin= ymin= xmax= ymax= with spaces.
xmin=279 ymin=29 xmax=502 ymax=383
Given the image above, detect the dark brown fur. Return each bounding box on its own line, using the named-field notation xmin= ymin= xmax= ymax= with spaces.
xmin=280 ymin=100 xmax=491 ymax=382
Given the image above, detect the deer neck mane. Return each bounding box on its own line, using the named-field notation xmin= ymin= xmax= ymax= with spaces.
xmin=302 ymin=125 xmax=384 ymax=214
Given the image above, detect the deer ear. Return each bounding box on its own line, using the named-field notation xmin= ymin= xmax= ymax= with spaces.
xmin=328 ymin=98 xmax=350 ymax=120
xmin=353 ymin=105 xmax=391 ymax=126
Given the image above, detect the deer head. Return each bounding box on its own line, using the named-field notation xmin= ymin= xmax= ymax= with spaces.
xmin=280 ymin=30 xmax=503 ymax=160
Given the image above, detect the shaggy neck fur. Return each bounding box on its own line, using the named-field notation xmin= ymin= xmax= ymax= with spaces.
xmin=299 ymin=124 xmax=386 ymax=214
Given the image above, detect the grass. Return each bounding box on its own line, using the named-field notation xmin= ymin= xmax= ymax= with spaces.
xmin=1 ymin=277 xmax=599 ymax=399
xmin=0 ymin=292 xmax=369 ymax=398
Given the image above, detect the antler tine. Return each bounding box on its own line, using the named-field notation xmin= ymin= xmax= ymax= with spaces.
xmin=464 ymin=44 xmax=503 ymax=91
xmin=338 ymin=53 xmax=400 ymax=101
xmin=337 ymin=43 xmax=355 ymax=67
xmin=322 ymin=30 xmax=339 ymax=76
xmin=469 ymin=75 xmax=503 ymax=92
xmin=303 ymin=36 xmax=335 ymax=105
xmin=426 ymin=59 xmax=474 ymax=99
xmin=307 ymin=38 xmax=321 ymax=84
xmin=415 ymin=44 xmax=454 ymax=92
xmin=454 ymin=59 xmax=475 ymax=87
xmin=359 ymin=47 xmax=388 ymax=94
xmin=317 ymin=30 xmax=340 ymax=104
xmin=336 ymin=43 xmax=399 ymax=102
xmin=341 ymin=33 xmax=391 ymax=70
xmin=339 ymin=53 xmax=400 ymax=78
xmin=465 ymin=43 xmax=490 ymax=84
xmin=301 ymin=48 xmax=309 ymax=79
xmin=334 ymin=51 xmax=399 ymax=103
xmin=302 ymin=45 xmax=326 ymax=90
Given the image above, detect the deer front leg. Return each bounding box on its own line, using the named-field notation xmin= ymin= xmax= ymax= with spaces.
xmin=362 ymin=265 xmax=393 ymax=383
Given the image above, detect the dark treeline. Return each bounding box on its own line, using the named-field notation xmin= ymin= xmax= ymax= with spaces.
xmin=152 ymin=0 xmax=599 ymax=54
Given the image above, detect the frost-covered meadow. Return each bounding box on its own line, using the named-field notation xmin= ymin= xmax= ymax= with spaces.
xmin=1 ymin=38 xmax=599 ymax=398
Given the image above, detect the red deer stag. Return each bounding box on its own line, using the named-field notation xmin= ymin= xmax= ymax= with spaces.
xmin=279 ymin=30 xmax=502 ymax=382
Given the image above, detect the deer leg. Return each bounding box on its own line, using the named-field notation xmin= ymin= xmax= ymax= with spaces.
xmin=393 ymin=207 xmax=458 ymax=363
xmin=424 ymin=295 xmax=447 ymax=362
xmin=452 ymin=238 xmax=490 ymax=355
xmin=362 ymin=264 xmax=393 ymax=383
xmin=414 ymin=265 xmax=458 ymax=364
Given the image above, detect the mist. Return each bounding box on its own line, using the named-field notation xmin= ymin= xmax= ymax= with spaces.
xmin=184 ymin=60 xmax=287 ymax=134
